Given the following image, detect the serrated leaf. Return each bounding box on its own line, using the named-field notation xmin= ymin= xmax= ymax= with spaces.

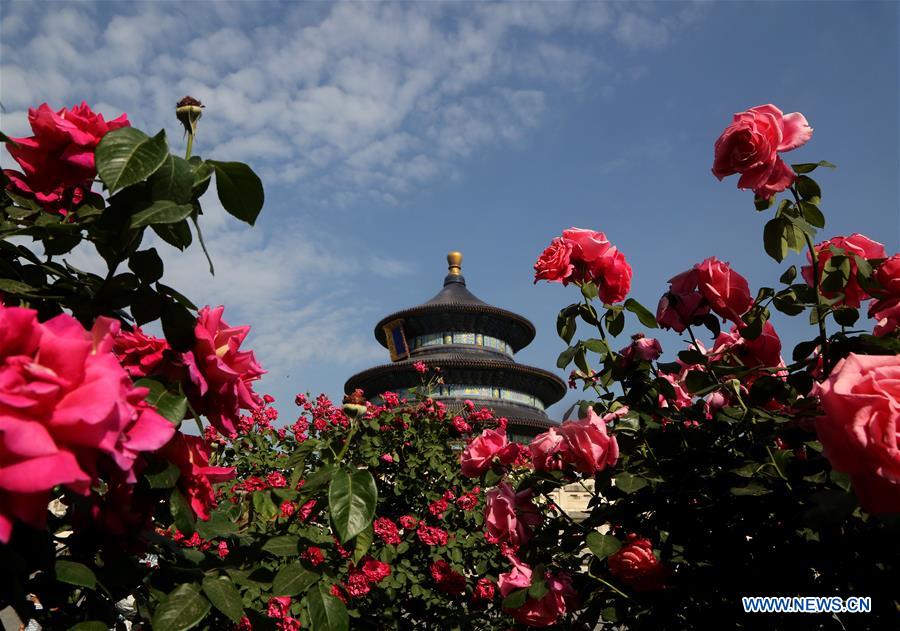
xmin=201 ymin=576 xmax=243 ymax=622
xmin=129 ymin=200 xmax=193 ymax=228
xmin=799 ymin=201 xmax=825 ymax=229
xmin=307 ymin=582 xmax=349 ymax=631
xmin=272 ymin=563 xmax=318 ymax=596
xmin=150 ymin=154 xmax=194 ymax=204
xmin=151 ymin=583 xmax=210 ymax=631
xmin=791 ymin=161 xmax=836 ymax=174
xmin=55 ymin=560 xmax=96 ymax=589
xmin=208 ymin=160 xmax=264 ymax=225
xmin=329 ymin=468 xmax=377 ymax=543
xmin=96 ymin=128 xmax=169 ymax=194
xmin=586 ymin=531 xmax=622 ymax=560
xmin=624 ymin=298 xmax=658 ymax=328
xmin=794 ymin=175 xmax=822 ymax=202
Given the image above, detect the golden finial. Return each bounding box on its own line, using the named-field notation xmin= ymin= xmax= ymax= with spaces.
xmin=447 ymin=251 xmax=462 ymax=276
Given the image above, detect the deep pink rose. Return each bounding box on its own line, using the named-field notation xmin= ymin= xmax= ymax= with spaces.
xmin=460 ymin=428 xmax=518 ymax=477
xmin=620 ymin=334 xmax=663 ymax=363
xmin=710 ymin=321 xmax=784 ymax=372
xmin=533 ymin=237 xmax=575 ymax=284
xmin=499 ymin=557 xmax=575 ymax=627
xmin=266 ymin=596 xmax=291 ymax=619
xmin=802 ymin=234 xmax=886 ymax=308
xmin=695 ymin=257 xmax=753 ymax=325
xmin=484 ymin=481 xmax=543 ymax=547
xmin=157 ymin=432 xmax=235 ymax=520
xmin=113 ymin=327 xmax=170 ymax=378
xmin=608 ymin=534 xmax=668 ymax=591
xmin=0 ymin=306 xmax=174 ymax=542
xmin=815 ymin=354 xmax=900 ymax=513
xmin=870 ymin=299 xmax=900 ymax=337
xmin=868 ymin=254 xmax=900 ymax=335
xmin=430 ymin=560 xmax=467 ymax=595
xmin=183 ymin=306 xmax=265 ymax=437
xmin=873 ymin=254 xmax=900 ymax=297
xmin=4 ymin=102 xmax=129 ymax=215
xmin=561 ymin=227 xmax=611 ymax=264
xmin=472 ymin=577 xmax=496 ymax=603
xmin=531 ymin=408 xmax=620 ymax=475
xmin=712 ymin=104 xmax=812 ymax=199
xmin=656 ymin=268 xmax=710 ymax=333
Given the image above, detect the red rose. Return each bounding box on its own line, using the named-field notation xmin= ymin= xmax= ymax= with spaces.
xmin=815 ymin=354 xmax=900 ymax=513
xmin=266 ymin=596 xmax=291 ymax=619
xmin=183 ymin=305 xmax=265 ymax=437
xmin=656 ymin=268 xmax=710 ymax=333
xmin=373 ymin=516 xmax=401 ymax=544
xmin=361 ymin=557 xmax=391 ymax=584
xmin=0 ymin=306 xmax=175 ymax=542
xmin=4 ymin=102 xmax=129 ymax=215
xmin=484 ymin=481 xmax=542 ymax=547
xmin=695 ymin=257 xmax=753 ymax=325
xmin=533 ymin=237 xmax=575 ymax=284
xmin=113 ymin=327 xmax=170 ymax=379
xmin=416 ymin=522 xmax=449 ymax=546
xmin=431 ymin=560 xmax=466 ymax=595
xmin=460 ymin=428 xmax=518 ymax=477
xmin=712 ymin=104 xmax=812 ymax=199
xmin=472 ymin=577 xmax=496 ymax=603
xmin=608 ymin=534 xmax=668 ymax=591
xmin=802 ymin=234 xmax=886 ymax=308
xmin=157 ymin=432 xmax=235 ymax=520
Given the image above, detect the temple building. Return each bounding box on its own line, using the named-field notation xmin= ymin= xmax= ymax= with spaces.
xmin=344 ymin=252 xmax=566 ymax=443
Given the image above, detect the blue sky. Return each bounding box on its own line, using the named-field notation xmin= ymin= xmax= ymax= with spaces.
xmin=1 ymin=1 xmax=898 ymax=419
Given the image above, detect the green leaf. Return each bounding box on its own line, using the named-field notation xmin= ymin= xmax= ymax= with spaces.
xmin=528 ymin=576 xmax=549 ymax=599
xmin=586 ymin=532 xmax=622 ymax=560
xmin=134 ymin=378 xmax=187 ymax=424
xmin=799 ymin=201 xmax=825 ymax=229
xmin=832 ymin=307 xmax=859 ymax=327
xmin=583 ymin=338 xmax=608 ymax=357
xmin=129 ymin=200 xmax=193 ymax=229
xmin=151 ymin=583 xmax=211 ymax=631
xmin=150 ymin=155 xmax=194 ymax=204
xmin=753 ymin=194 xmax=775 ymax=211
xmin=731 ymin=484 xmax=771 ymax=496
xmin=55 ymin=560 xmax=96 ymax=589
xmin=791 ymin=161 xmax=836 ymax=174
xmin=624 ymin=298 xmax=658 ymax=328
xmin=190 ymin=159 xmax=214 ymax=198
xmin=574 ymin=346 xmax=589 ymax=373
xmin=353 ymin=524 xmax=374 ymax=563
xmin=557 ymin=312 xmax=576 ymax=344
xmin=329 ymin=468 xmax=378 ymax=543
xmin=129 ymin=248 xmax=164 ymax=283
xmin=272 ymin=563 xmax=318 ymax=596
xmin=763 ymin=217 xmax=789 ymax=262
xmin=307 ymin=582 xmax=349 ymax=631
xmin=677 ymin=349 xmax=706 ymax=365
xmin=145 ymin=461 xmax=181 ymax=489
xmin=794 ymin=175 xmax=821 ymax=202
xmin=0 ymin=278 xmax=36 ymax=295
xmin=170 ymin=488 xmax=196 ymax=534
xmin=606 ymin=309 xmax=625 ymax=336
xmin=556 ymin=346 xmax=576 ymax=369
xmin=614 ymin=472 xmax=648 ymax=494
xmin=779 ymin=265 xmax=797 ymax=285
xmin=96 ymin=128 xmax=169 ymax=194
xmin=196 ymin=512 xmax=239 ymax=539
xmin=201 ymin=576 xmax=243 ymax=623
xmin=262 ymin=535 xmax=300 ymax=557
xmin=68 ymin=623 xmax=108 ymax=631
xmin=683 ymin=369 xmax=716 ymax=394
xmin=152 ymin=220 xmax=193 ymax=250
xmin=581 ymin=282 xmax=599 ymax=301
xmin=501 ymin=587 xmax=529 ymax=610
xmin=161 ymin=300 xmax=196 ymax=352
xmin=208 ymin=160 xmax=264 ymax=225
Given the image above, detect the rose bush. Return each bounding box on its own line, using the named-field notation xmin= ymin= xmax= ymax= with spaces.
xmin=462 ymin=103 xmax=899 ymax=629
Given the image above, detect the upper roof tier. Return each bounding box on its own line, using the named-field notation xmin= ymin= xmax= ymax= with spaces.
xmin=373 ymin=252 xmax=536 ymax=353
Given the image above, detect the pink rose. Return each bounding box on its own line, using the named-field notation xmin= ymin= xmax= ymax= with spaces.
xmin=656 ymin=268 xmax=710 ymax=333
xmin=712 ymin=104 xmax=813 ymax=199
xmin=533 ymin=237 xmax=575 ymax=284
xmin=0 ymin=306 xmax=175 ymax=542
xmin=608 ymin=533 xmax=668 ymax=591
xmin=868 ymin=254 xmax=900 ymax=335
xmin=870 ymin=299 xmax=900 ymax=337
xmin=535 ymin=228 xmax=632 ymax=302
xmin=460 ymin=428 xmax=518 ymax=477
xmin=710 ymin=321 xmax=784 ymax=372
xmin=499 ymin=557 xmax=575 ymax=627
xmin=695 ymin=257 xmax=753 ymax=325
xmin=815 ymin=354 xmax=900 ymax=513
xmin=873 ymin=254 xmax=900 ymax=297
xmin=484 ymin=481 xmax=543 ymax=547
xmin=157 ymin=432 xmax=235 ymax=520
xmin=4 ymin=102 xmax=129 ymax=215
xmin=113 ymin=327 xmax=170 ymax=378
xmin=802 ymin=234 xmax=886 ymax=308
xmin=620 ymin=334 xmax=663 ymax=363
xmin=531 ymin=408 xmax=620 ymax=475
xmin=183 ymin=306 xmax=265 ymax=437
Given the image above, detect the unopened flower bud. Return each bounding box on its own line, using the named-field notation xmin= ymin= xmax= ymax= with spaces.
xmin=342 ymin=388 xmax=368 ymax=418
xmin=176 ymin=96 xmax=204 ymax=137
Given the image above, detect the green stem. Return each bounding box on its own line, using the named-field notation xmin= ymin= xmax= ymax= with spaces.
xmin=185 ymin=132 xmax=194 ymax=160
xmin=790 ymin=186 xmax=829 ymax=360
xmin=334 ymin=418 xmax=359 ymax=464
xmin=589 ymin=573 xmax=632 ymax=600
xmin=766 ymin=445 xmax=793 ymax=491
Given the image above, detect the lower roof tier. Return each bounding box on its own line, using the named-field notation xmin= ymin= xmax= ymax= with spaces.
xmin=344 ymin=354 xmax=567 ymax=414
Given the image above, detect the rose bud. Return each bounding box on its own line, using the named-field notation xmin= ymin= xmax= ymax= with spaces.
xmin=176 ymin=95 xmax=204 ymax=137
xmin=342 ymin=389 xmax=368 ymax=418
